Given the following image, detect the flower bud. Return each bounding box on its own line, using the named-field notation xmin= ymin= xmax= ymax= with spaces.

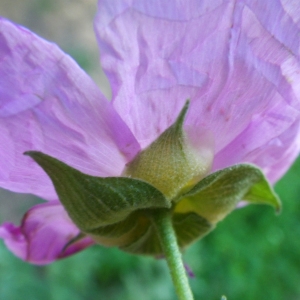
xmin=123 ymin=101 xmax=214 ymax=200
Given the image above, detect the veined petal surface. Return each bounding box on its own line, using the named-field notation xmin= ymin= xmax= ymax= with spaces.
xmin=0 ymin=18 xmax=140 ymax=200
xmin=95 ymin=0 xmax=300 ymax=181
xmin=0 ymin=201 xmax=94 ymax=265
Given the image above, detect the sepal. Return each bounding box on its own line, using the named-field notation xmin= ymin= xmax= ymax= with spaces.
xmin=175 ymin=164 xmax=281 ymax=224
xmin=25 ymin=151 xmax=170 ymax=234
xmin=120 ymin=211 xmax=213 ymax=255
xmin=124 ymin=100 xmax=213 ymax=199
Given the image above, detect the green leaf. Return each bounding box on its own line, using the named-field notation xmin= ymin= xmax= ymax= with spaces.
xmin=175 ymin=164 xmax=281 ymax=224
xmin=25 ymin=151 xmax=170 ymax=234
xmin=120 ymin=211 xmax=213 ymax=255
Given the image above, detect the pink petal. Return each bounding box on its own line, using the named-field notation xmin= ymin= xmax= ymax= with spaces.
xmin=0 ymin=18 xmax=140 ymax=200
xmin=95 ymin=0 xmax=300 ymax=180
xmin=0 ymin=201 xmax=94 ymax=265
xmin=213 ymin=100 xmax=300 ymax=183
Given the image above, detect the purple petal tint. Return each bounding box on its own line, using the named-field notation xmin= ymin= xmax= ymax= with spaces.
xmin=95 ymin=0 xmax=300 ymax=182
xmin=1 ymin=0 xmax=300 ymax=264
xmin=0 ymin=201 xmax=94 ymax=265
xmin=0 ymin=18 xmax=140 ymax=200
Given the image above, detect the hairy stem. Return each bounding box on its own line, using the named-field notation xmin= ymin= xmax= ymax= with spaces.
xmin=152 ymin=209 xmax=194 ymax=300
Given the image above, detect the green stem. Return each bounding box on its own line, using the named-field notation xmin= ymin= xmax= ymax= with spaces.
xmin=152 ymin=209 xmax=194 ymax=300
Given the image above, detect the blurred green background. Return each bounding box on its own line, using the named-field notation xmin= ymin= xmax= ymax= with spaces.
xmin=1 ymin=1 xmax=300 ymax=300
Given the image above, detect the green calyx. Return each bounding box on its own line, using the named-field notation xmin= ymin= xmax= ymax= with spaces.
xmin=25 ymin=101 xmax=281 ymax=256
xmin=25 ymin=151 xmax=170 ymax=248
xmin=123 ymin=100 xmax=213 ymax=200
xmin=175 ymin=164 xmax=281 ymax=224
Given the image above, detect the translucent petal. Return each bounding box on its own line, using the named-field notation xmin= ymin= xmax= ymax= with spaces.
xmin=0 ymin=18 xmax=140 ymax=199
xmin=95 ymin=0 xmax=300 ymax=180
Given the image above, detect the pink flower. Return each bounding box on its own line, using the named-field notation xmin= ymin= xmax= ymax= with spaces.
xmin=1 ymin=0 xmax=300 ymax=264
